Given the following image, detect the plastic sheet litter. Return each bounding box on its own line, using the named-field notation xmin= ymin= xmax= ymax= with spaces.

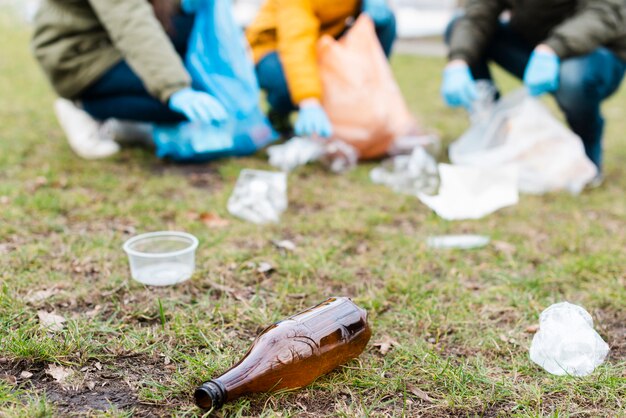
xmin=227 ymin=170 xmax=287 ymax=224
xmin=417 ymin=164 xmax=519 ymax=220
xmin=267 ymin=137 xmax=325 ymax=172
xmin=427 ymin=235 xmax=490 ymax=250
xmin=370 ymin=147 xmax=440 ymax=195
xmin=450 ymin=89 xmax=597 ymax=194
xmin=529 ymin=302 xmax=609 ymax=377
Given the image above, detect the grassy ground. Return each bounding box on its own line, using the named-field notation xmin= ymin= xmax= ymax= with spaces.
xmin=1 ymin=10 xmax=625 ymax=418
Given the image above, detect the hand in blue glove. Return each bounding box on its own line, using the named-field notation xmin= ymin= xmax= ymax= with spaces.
xmin=295 ymin=100 xmax=333 ymax=139
xmin=363 ymin=0 xmax=393 ymax=25
xmin=180 ymin=0 xmax=208 ymax=14
xmin=523 ymin=46 xmax=560 ymax=97
xmin=169 ymin=87 xmax=228 ymax=124
xmin=441 ymin=62 xmax=477 ymax=109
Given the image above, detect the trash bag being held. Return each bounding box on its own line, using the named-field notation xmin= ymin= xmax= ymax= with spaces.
xmin=155 ymin=0 xmax=277 ymax=162
xmin=317 ymin=16 xmax=422 ymax=160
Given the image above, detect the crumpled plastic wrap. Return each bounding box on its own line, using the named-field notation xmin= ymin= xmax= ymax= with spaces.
xmin=321 ymin=140 xmax=359 ymax=173
xmin=529 ymin=302 xmax=609 ymax=377
xmin=388 ymin=134 xmax=442 ymax=158
xmin=227 ymin=169 xmax=287 ymax=224
xmin=370 ymin=146 xmax=440 ymax=195
xmin=267 ymin=137 xmax=358 ymax=173
xmin=267 ymin=137 xmax=325 ymax=172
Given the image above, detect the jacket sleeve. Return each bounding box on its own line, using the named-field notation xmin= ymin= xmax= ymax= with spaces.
xmin=545 ymin=0 xmax=626 ymax=59
xmin=87 ymin=0 xmax=191 ymax=103
xmin=448 ymin=0 xmax=505 ymax=65
xmin=275 ymin=0 xmax=322 ymax=104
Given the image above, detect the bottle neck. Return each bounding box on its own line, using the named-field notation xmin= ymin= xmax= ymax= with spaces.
xmin=194 ymin=380 xmax=227 ymax=410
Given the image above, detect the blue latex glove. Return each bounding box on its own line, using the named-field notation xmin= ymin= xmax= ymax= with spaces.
xmin=180 ymin=0 xmax=208 ymax=14
xmin=363 ymin=0 xmax=393 ymax=25
xmin=523 ymin=49 xmax=560 ymax=97
xmin=295 ymin=104 xmax=333 ymax=138
xmin=169 ymin=88 xmax=228 ymax=124
xmin=441 ymin=64 xmax=477 ymax=109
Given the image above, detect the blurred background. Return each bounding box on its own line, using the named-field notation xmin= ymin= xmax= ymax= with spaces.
xmin=0 ymin=0 xmax=459 ymax=39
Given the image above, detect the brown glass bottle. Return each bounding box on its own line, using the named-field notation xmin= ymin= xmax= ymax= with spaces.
xmin=195 ymin=297 xmax=371 ymax=409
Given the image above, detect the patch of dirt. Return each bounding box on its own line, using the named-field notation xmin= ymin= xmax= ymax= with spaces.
xmin=151 ymin=163 xmax=223 ymax=190
xmin=595 ymin=309 xmax=626 ymax=361
xmin=0 ymin=356 xmax=176 ymax=417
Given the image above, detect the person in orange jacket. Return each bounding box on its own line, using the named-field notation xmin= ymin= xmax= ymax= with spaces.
xmin=246 ymin=0 xmax=396 ymax=138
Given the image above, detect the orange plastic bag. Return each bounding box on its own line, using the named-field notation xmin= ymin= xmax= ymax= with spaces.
xmin=317 ymin=15 xmax=420 ymax=160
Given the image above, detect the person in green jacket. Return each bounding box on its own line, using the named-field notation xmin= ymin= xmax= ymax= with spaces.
xmin=32 ymin=0 xmax=227 ymax=160
xmin=441 ymin=0 xmax=626 ymax=183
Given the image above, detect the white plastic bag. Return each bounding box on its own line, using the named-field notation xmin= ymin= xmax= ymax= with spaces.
xmin=450 ymin=89 xmax=597 ymax=195
xmin=529 ymin=302 xmax=609 ymax=377
xmin=417 ymin=164 xmax=519 ymax=220
xmin=227 ymin=170 xmax=287 ymax=224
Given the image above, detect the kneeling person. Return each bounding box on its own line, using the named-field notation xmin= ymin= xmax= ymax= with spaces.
xmin=247 ymin=0 xmax=396 ymax=139
xmin=442 ymin=0 xmax=626 ymax=175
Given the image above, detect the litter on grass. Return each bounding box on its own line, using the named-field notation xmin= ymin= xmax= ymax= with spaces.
xmin=417 ymin=164 xmax=519 ymax=220
xmin=427 ymin=235 xmax=490 ymax=250
xmin=123 ymin=231 xmax=198 ymax=286
xmin=387 ymin=133 xmax=442 ymax=158
xmin=370 ymin=146 xmax=440 ymax=195
xmin=227 ymin=169 xmax=287 ymax=224
xmin=450 ymin=89 xmax=597 ymax=194
xmin=267 ymin=137 xmax=358 ymax=173
xmin=267 ymin=137 xmax=325 ymax=172
xmin=529 ymin=302 xmax=609 ymax=377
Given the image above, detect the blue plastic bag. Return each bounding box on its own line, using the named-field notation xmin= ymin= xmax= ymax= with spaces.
xmin=154 ymin=121 xmax=235 ymax=162
xmin=154 ymin=0 xmax=277 ymax=162
xmin=186 ymin=0 xmax=277 ymax=155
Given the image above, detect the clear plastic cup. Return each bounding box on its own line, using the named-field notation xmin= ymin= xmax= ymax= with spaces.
xmin=123 ymin=231 xmax=198 ymax=286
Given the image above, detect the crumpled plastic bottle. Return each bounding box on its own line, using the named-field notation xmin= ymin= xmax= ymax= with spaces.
xmin=267 ymin=137 xmax=326 ymax=172
xmin=529 ymin=302 xmax=609 ymax=377
xmin=370 ymin=146 xmax=440 ymax=196
xmin=321 ymin=140 xmax=359 ymax=173
xmin=227 ymin=169 xmax=288 ymax=224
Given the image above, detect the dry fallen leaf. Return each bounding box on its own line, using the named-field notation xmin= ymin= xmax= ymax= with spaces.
xmin=493 ymin=241 xmax=517 ymax=256
xmin=406 ymin=384 xmax=434 ymax=403
xmin=0 ymin=374 xmax=17 ymax=385
xmin=207 ymin=280 xmax=250 ymax=302
xmin=20 ymin=371 xmax=33 ymax=379
xmin=525 ymin=324 xmax=540 ymax=334
xmin=94 ymin=362 xmax=102 ymax=371
xmin=46 ymin=364 xmax=73 ymax=383
xmin=86 ymin=381 xmax=96 ymax=391
xmin=374 ymin=336 xmax=400 ymax=356
xmin=37 ymin=311 xmax=66 ymax=332
xmin=256 ymin=262 xmax=275 ymax=275
xmin=26 ymin=288 xmax=58 ymax=304
xmin=272 ymin=239 xmax=297 ymax=252
xmin=199 ymin=212 xmax=230 ymax=228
